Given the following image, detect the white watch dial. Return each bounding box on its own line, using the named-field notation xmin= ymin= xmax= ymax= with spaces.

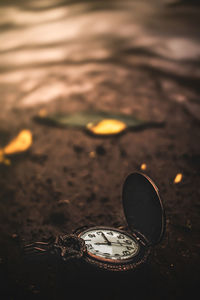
xmin=79 ymin=228 xmax=139 ymax=261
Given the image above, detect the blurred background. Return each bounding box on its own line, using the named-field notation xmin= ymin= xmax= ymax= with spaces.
xmin=0 ymin=0 xmax=200 ymax=116
xmin=0 ymin=0 xmax=200 ymax=299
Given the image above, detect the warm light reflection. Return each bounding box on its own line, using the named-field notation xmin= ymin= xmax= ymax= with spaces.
xmin=0 ymin=0 xmax=199 ymax=109
xmin=20 ymin=80 xmax=93 ymax=106
xmin=0 ymin=6 xmax=67 ymax=27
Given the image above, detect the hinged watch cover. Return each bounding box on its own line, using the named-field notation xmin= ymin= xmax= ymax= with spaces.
xmin=122 ymin=172 xmax=165 ymax=246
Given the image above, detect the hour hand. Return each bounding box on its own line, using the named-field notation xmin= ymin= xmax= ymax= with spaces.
xmin=101 ymin=233 xmax=111 ymax=245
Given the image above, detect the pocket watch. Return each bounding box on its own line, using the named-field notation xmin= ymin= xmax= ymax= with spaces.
xmin=24 ymin=172 xmax=165 ymax=271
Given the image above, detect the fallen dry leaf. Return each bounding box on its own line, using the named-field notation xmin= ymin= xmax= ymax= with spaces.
xmin=34 ymin=111 xmax=164 ymax=137
xmin=4 ymin=130 xmax=32 ymax=155
xmin=0 ymin=129 xmax=32 ymax=165
xmin=87 ymin=119 xmax=127 ymax=135
xmin=174 ymin=173 xmax=183 ymax=184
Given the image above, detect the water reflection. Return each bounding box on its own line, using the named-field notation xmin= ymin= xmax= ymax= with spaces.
xmin=0 ymin=0 xmax=199 ymax=118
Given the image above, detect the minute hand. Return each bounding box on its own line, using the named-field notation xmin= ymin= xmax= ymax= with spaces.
xmin=95 ymin=242 xmax=129 ymax=246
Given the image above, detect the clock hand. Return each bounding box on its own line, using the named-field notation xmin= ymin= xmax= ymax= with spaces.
xmin=110 ymin=242 xmax=132 ymax=247
xmin=101 ymin=233 xmax=111 ymax=245
xmin=94 ymin=242 xmax=130 ymax=247
xmin=95 ymin=242 xmax=109 ymax=245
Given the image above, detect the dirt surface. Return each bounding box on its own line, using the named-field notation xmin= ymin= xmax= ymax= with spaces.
xmin=0 ymin=0 xmax=200 ymax=299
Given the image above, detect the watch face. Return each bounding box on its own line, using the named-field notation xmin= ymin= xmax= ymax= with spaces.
xmin=79 ymin=227 xmax=140 ymax=262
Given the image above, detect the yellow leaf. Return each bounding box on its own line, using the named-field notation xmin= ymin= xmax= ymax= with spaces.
xmin=4 ymin=129 xmax=32 ymax=155
xmin=174 ymin=173 xmax=183 ymax=184
xmin=87 ymin=119 xmax=127 ymax=135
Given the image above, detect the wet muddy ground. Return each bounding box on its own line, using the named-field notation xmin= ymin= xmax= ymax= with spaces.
xmin=0 ymin=0 xmax=200 ymax=299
